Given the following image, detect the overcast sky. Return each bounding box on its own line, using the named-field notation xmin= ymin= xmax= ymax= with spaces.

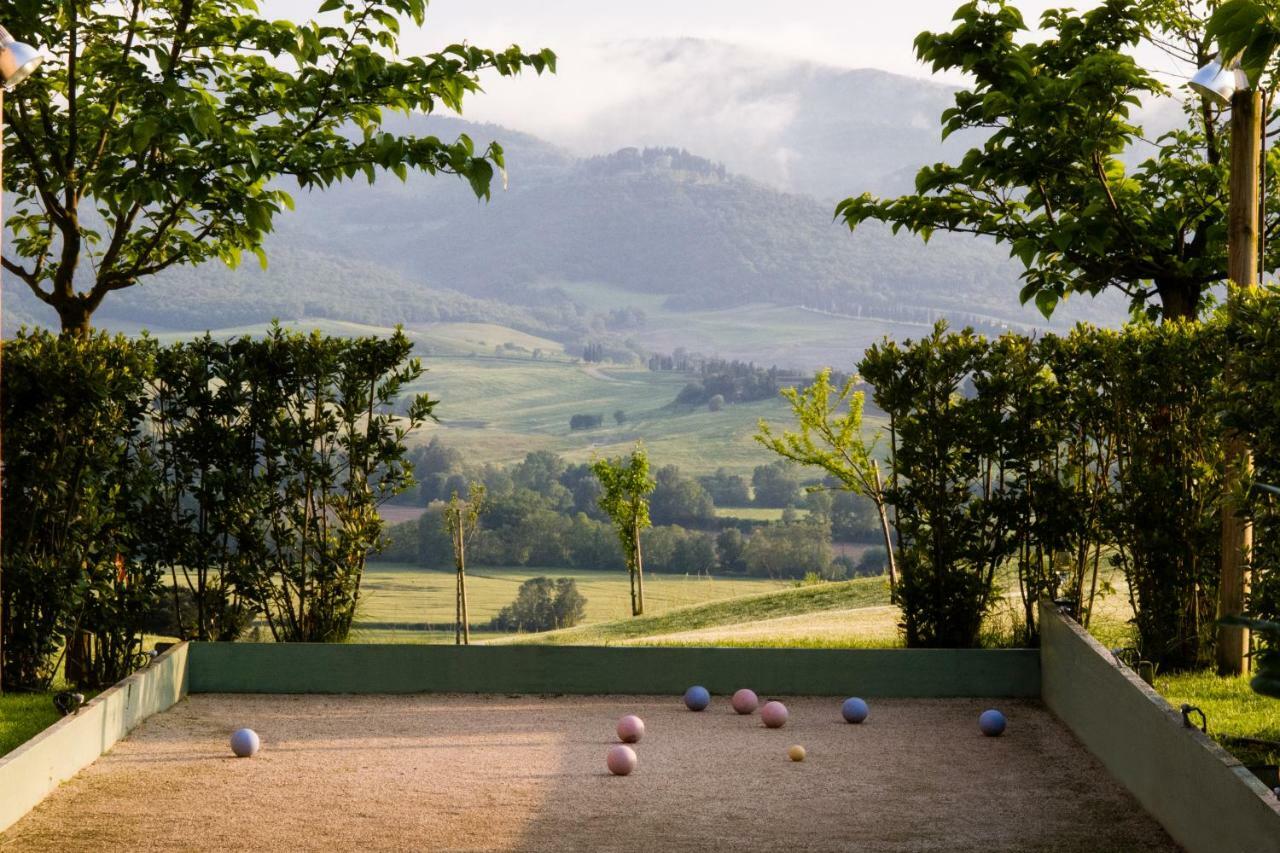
xmin=259 ymin=1 xmax=1189 ymax=159
xmin=262 ymin=1 xmax=1091 ymax=79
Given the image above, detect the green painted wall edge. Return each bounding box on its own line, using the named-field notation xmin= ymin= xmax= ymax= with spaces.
xmin=1039 ymin=603 xmax=1280 ymax=853
xmin=187 ymin=643 xmax=1041 ymax=697
xmin=0 ymin=642 xmax=190 ymax=835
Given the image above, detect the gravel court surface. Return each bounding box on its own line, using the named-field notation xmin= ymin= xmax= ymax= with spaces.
xmin=1 ymin=693 xmax=1179 ymax=852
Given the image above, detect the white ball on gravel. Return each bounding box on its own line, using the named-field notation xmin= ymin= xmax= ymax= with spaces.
xmin=230 ymin=728 xmax=260 ymax=758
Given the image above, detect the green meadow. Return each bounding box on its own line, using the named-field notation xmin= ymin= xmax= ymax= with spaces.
xmin=352 ymin=564 xmax=791 ymax=639
xmin=148 ymin=318 xmax=890 ymax=478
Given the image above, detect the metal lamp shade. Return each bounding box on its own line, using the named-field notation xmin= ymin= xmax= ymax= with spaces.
xmin=1188 ymin=57 xmax=1247 ymax=106
xmin=0 ymin=27 xmax=41 ymax=91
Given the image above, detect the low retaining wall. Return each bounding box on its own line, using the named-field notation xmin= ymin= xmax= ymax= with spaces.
xmin=189 ymin=642 xmax=1042 ymax=698
xmin=1040 ymin=603 xmax=1280 ymax=853
xmin=0 ymin=642 xmax=190 ymax=833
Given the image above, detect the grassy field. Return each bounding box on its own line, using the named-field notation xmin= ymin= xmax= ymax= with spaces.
xmin=403 ymin=358 xmax=827 ymax=476
xmin=1155 ymin=671 xmax=1280 ymax=768
xmin=494 ymin=576 xmax=892 ymax=646
xmin=713 ymin=506 xmax=811 ymax=521
xmin=163 ymin=317 xmax=889 ymax=478
xmin=0 ymin=693 xmax=61 ymax=757
xmin=354 ymin=564 xmax=790 ymax=639
xmin=530 ymin=280 xmax=936 ymax=372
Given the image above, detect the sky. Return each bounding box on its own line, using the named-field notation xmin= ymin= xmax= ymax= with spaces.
xmin=255 ymin=0 xmax=1207 ymax=81
xmin=259 ymin=0 xmax=1191 ymax=162
xmin=263 ymin=0 xmax=1074 ymax=79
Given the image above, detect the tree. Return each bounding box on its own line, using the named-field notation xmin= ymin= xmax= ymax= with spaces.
xmin=242 ymin=327 xmax=435 ymax=644
xmin=511 ymin=450 xmax=568 ymax=496
xmin=742 ymin=518 xmax=834 ymax=579
xmin=650 ymin=465 xmax=715 ymax=526
xmin=491 ymin=577 xmax=586 ymax=633
xmin=3 ymin=1 xmax=555 ymax=335
xmin=716 ymin=528 xmax=748 ymax=573
xmin=444 ymin=483 xmax=487 ymax=645
xmin=592 ymin=445 xmax=656 ymax=616
xmin=756 ymin=369 xmax=898 ymax=589
xmin=1 ymin=331 xmax=159 ymax=690
xmin=570 ymin=413 xmax=604 ymax=430
xmin=699 ymin=469 xmax=752 ymax=506
xmin=835 ymin=0 xmax=1257 ymax=321
xmin=751 ymin=461 xmax=802 ymax=508
xmin=416 ymin=504 xmax=453 ymax=569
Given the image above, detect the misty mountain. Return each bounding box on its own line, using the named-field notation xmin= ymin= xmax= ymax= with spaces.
xmin=262 ymin=131 xmax=1038 ymax=326
xmin=502 ymin=38 xmax=984 ymax=200
xmin=9 ymin=107 xmax=1127 ymax=350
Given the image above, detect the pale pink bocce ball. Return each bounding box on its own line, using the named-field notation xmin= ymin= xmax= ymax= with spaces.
xmin=617 ymin=714 xmax=645 ymax=744
xmin=607 ymin=744 xmax=638 ymax=776
xmin=760 ymin=700 xmax=789 ymax=729
xmin=732 ymin=689 xmax=759 ymax=715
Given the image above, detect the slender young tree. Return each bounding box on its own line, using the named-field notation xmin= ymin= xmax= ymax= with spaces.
xmin=756 ymin=369 xmax=898 ymax=591
xmin=592 ymin=446 xmax=656 ymax=617
xmin=444 ymin=483 xmax=486 ymax=645
xmin=1 ymin=1 xmax=555 ymax=335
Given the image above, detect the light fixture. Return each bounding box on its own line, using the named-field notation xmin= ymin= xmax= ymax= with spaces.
xmin=0 ymin=25 xmax=42 ymax=91
xmin=1189 ymin=55 xmax=1248 ymax=106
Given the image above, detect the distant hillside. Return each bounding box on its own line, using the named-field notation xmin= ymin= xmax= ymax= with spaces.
xmin=265 ymin=122 xmax=1118 ymax=330
xmin=7 ymin=111 xmax=1127 ymax=351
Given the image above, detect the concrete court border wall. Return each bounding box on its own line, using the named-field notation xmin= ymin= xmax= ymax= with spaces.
xmin=0 ymin=642 xmax=189 ymax=833
xmin=3 ymin=619 xmax=1279 ymax=852
xmin=1040 ymin=603 xmax=1280 ymax=853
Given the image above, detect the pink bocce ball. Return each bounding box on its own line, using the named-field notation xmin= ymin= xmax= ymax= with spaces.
xmin=732 ymin=689 xmax=759 ymax=715
xmin=606 ymin=744 xmax=637 ymax=776
xmin=761 ymin=701 xmax=789 ymax=729
xmin=617 ymin=714 xmax=645 ymax=744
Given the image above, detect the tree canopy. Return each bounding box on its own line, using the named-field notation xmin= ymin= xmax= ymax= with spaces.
xmin=592 ymin=445 xmax=656 ymax=616
xmin=836 ymin=0 xmax=1276 ymax=320
xmin=3 ymin=1 xmax=554 ymax=334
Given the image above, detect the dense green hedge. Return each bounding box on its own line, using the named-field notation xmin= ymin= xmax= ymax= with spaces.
xmin=1 ymin=326 xmax=430 ymax=690
xmin=860 ymin=293 xmax=1280 ymax=669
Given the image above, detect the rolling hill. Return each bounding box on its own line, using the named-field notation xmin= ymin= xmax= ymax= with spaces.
xmin=6 ymin=54 xmax=1129 ymax=362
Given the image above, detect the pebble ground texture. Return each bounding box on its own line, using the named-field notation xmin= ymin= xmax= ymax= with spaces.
xmin=2 ymin=694 xmax=1179 ymax=852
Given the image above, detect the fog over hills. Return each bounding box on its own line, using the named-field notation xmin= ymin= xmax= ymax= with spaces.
xmin=479 ymin=38 xmax=986 ymax=200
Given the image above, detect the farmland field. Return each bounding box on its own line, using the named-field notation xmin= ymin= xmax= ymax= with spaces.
xmin=713 ymin=506 xmax=811 ymax=521
xmin=141 ymin=318 xmax=889 ymax=478
xmin=351 ymin=564 xmax=791 ymax=641
xmin=403 ymin=358 xmax=820 ymax=476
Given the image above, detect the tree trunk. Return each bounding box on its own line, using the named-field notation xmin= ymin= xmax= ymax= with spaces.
xmin=633 ymin=518 xmax=645 ymax=616
xmin=459 ymin=534 xmax=469 ymax=646
xmin=872 ymin=465 xmax=897 ymax=593
xmin=64 ymin=629 xmax=93 ymax=687
xmin=54 ymin=297 xmax=93 ymax=338
xmin=453 ymin=524 xmax=462 ymax=646
xmin=1154 ymin=279 xmax=1201 ymax=322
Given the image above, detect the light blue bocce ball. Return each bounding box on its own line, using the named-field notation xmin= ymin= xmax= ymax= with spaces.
xmin=978 ymin=709 xmax=1007 ymax=737
xmin=684 ymin=685 xmax=711 ymax=711
xmin=842 ymin=697 xmax=869 ymax=724
xmin=230 ymin=727 xmax=261 ymax=758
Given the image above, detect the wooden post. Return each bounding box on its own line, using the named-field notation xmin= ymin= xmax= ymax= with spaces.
xmin=1217 ymin=87 xmax=1261 ymax=677
xmin=452 ymin=514 xmax=466 ymax=646
xmin=1 ymin=85 xmax=6 ymax=694
xmin=459 ymin=526 xmax=469 ymax=646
